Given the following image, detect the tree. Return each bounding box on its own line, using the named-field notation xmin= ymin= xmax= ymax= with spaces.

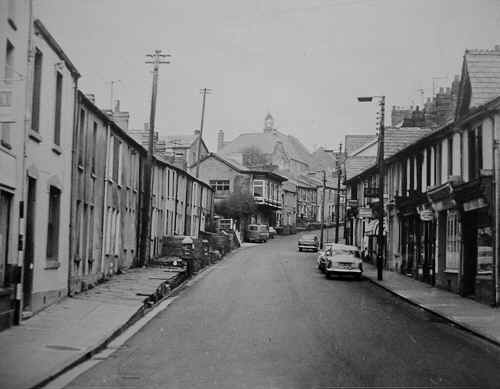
xmin=215 ymin=188 xmax=256 ymax=220
xmin=242 ymin=146 xmax=270 ymax=168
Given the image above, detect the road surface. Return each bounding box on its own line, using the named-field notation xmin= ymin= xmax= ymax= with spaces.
xmin=61 ymin=233 xmax=500 ymax=389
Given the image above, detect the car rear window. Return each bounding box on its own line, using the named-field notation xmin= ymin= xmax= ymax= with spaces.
xmin=302 ymin=235 xmax=316 ymax=240
xmin=249 ymin=226 xmax=258 ymax=231
xmin=328 ymin=248 xmax=357 ymax=256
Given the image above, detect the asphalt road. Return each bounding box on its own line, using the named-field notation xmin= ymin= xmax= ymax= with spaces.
xmin=63 ymin=233 xmax=500 ymax=389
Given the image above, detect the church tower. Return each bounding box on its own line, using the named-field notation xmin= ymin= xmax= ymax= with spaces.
xmin=264 ymin=113 xmax=274 ymax=133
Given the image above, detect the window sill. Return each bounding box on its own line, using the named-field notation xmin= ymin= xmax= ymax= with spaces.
xmin=28 ymin=130 xmax=42 ymax=143
xmin=52 ymin=144 xmax=62 ymax=155
xmin=45 ymin=260 xmax=61 ymax=270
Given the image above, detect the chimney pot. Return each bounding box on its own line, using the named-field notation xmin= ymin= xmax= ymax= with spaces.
xmin=144 ymin=122 xmax=149 ymax=130
xmin=114 ymin=99 xmax=120 ymax=112
xmin=194 ymin=129 xmax=200 ymax=136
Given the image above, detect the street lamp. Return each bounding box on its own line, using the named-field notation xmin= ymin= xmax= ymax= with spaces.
xmin=357 ymin=95 xmax=385 ymax=281
xmin=308 ymin=170 xmax=327 ymax=249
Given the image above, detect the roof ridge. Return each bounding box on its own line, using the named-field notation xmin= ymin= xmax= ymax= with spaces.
xmin=466 ymin=49 xmax=500 ymax=55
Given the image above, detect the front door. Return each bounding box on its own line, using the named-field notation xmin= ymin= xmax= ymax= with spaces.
xmin=0 ymin=191 xmax=12 ymax=287
xmin=23 ymin=177 xmax=36 ymax=310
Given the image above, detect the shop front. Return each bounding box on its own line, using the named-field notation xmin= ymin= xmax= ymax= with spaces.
xmin=454 ymin=175 xmax=494 ymax=304
xmin=396 ymin=192 xmax=436 ymax=285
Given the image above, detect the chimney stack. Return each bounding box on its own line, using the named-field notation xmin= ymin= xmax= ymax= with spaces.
xmin=194 ymin=129 xmax=200 ymax=136
xmin=86 ymin=94 xmax=95 ymax=103
xmin=144 ymin=122 xmax=149 ymax=131
xmin=217 ymin=130 xmax=224 ymax=152
xmin=114 ymin=99 xmax=120 ymax=112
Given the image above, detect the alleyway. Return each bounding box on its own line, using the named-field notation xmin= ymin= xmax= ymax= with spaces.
xmin=58 ymin=234 xmax=500 ymax=389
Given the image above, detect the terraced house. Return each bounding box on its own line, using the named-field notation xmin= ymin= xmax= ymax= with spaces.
xmin=345 ymin=46 xmax=500 ymax=306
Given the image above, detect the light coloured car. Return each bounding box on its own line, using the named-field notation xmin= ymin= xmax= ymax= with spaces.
xmin=322 ymin=243 xmax=362 ymax=280
xmin=298 ymin=234 xmax=319 ymax=252
xmin=317 ymin=243 xmax=335 ymax=273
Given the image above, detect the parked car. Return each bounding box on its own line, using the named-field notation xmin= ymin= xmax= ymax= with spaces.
xmin=247 ymin=224 xmax=270 ymax=243
xmin=322 ymin=243 xmax=362 ymax=280
xmin=268 ymin=226 xmax=277 ymax=239
xmin=298 ymin=234 xmax=319 ymax=252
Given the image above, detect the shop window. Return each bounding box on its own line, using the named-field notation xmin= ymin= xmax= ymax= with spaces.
xmin=445 ymin=209 xmax=460 ymax=272
xmin=477 ymin=227 xmax=493 ymax=277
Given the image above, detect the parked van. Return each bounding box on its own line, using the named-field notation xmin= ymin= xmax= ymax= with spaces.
xmin=247 ymin=224 xmax=270 ymax=243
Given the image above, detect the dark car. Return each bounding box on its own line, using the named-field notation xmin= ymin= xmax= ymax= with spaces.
xmin=298 ymin=234 xmax=319 ymax=252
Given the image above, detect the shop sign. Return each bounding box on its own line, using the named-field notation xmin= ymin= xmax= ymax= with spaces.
xmin=463 ymin=197 xmax=487 ymax=212
xmin=417 ymin=205 xmax=434 ymax=222
xmin=358 ymin=207 xmax=372 ymax=218
xmin=348 ymin=199 xmax=359 ymax=208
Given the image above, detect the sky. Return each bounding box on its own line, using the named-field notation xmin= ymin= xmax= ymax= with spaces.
xmin=36 ymin=0 xmax=500 ymax=152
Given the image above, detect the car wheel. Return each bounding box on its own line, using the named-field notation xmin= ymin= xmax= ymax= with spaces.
xmin=356 ymin=274 xmax=362 ymax=281
xmin=299 ymin=248 xmax=302 ymax=252
xmin=325 ymin=272 xmax=331 ymax=279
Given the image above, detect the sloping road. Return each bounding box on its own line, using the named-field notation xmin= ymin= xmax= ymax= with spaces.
xmin=62 ymin=234 xmax=500 ymax=389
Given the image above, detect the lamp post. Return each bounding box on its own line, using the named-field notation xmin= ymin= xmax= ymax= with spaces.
xmin=358 ymin=95 xmax=385 ymax=281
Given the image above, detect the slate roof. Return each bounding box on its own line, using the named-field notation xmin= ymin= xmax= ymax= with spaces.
xmin=344 ymin=127 xmax=434 ymax=181
xmin=464 ymin=48 xmax=500 ymax=109
xmin=310 ymin=147 xmax=338 ymax=172
xmin=164 ymin=134 xmax=197 ymax=149
xmin=219 ymin=130 xmax=312 ymax=166
xmin=344 ymin=156 xmax=377 ymax=181
xmin=344 ymin=135 xmax=377 ymax=156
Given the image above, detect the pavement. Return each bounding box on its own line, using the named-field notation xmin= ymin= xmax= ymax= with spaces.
xmin=363 ymin=261 xmax=500 ymax=347
xmin=58 ymin=234 xmax=500 ymax=389
xmin=0 ymin=266 xmax=187 ymax=389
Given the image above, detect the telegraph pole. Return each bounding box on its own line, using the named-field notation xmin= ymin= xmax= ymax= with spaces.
xmin=320 ymin=170 xmax=326 ymax=249
xmin=195 ymin=88 xmax=212 ymax=178
xmin=376 ymin=97 xmax=386 ymax=281
xmin=140 ymin=50 xmax=170 ymax=266
xmin=335 ymin=143 xmax=343 ymax=243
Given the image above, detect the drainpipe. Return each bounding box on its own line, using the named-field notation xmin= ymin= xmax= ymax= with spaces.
xmin=493 ymin=112 xmax=500 ymax=306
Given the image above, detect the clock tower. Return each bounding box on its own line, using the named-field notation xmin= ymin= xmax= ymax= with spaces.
xmin=264 ymin=113 xmax=274 ymax=133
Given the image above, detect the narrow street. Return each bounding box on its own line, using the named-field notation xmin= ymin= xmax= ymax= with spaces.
xmin=61 ymin=233 xmax=500 ymax=389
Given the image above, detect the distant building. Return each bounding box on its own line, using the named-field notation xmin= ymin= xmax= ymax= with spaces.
xmin=165 ymin=130 xmax=209 ymax=170
xmin=217 ymin=113 xmax=312 ymax=173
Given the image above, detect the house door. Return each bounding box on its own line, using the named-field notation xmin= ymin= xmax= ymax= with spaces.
xmin=422 ymin=221 xmax=435 ymax=285
xmin=0 ymin=191 xmax=12 ymax=287
xmin=23 ymin=177 xmax=36 ymax=310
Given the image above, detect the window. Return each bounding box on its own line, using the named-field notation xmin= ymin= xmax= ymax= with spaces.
xmin=46 ymin=186 xmax=61 ymax=260
xmin=435 ymin=143 xmax=442 ymax=185
xmin=78 ymin=109 xmax=85 ymax=165
xmin=426 ymin=148 xmax=431 ymax=187
xmin=0 ymin=191 xmax=12 ymax=286
xmin=447 ymin=137 xmax=453 ymax=176
xmin=31 ymin=49 xmax=43 ymax=132
xmin=117 ymin=141 xmax=123 ymax=185
xmin=113 ymin=138 xmax=119 ymax=182
xmin=91 ymin=122 xmax=97 ymax=172
xmin=445 ymin=209 xmax=460 ymax=271
xmin=468 ymin=126 xmax=483 ymax=180
xmin=253 ymin=180 xmax=264 ymax=197
xmin=1 ymin=122 xmax=13 ymax=149
xmin=5 ymin=40 xmax=14 ymax=81
xmin=54 ymin=72 xmax=63 ymax=145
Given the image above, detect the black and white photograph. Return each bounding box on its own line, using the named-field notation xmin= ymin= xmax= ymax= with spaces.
xmin=1 ymin=0 xmax=500 ymax=388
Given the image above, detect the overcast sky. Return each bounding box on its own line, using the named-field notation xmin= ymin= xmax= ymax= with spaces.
xmin=36 ymin=0 xmax=500 ymax=152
